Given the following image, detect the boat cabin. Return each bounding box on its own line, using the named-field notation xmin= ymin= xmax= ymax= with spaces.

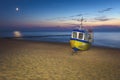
xmin=71 ymin=29 xmax=93 ymax=43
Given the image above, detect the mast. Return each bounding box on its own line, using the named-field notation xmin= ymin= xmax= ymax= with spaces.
xmin=79 ymin=17 xmax=84 ymax=30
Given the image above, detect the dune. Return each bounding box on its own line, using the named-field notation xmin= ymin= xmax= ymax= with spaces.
xmin=0 ymin=39 xmax=120 ymax=80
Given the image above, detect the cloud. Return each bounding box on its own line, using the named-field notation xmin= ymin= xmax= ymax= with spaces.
xmin=94 ymin=16 xmax=113 ymax=21
xmin=98 ymin=8 xmax=113 ymax=13
xmin=70 ymin=14 xmax=83 ymax=17
xmin=63 ymin=22 xmax=79 ymax=25
xmin=46 ymin=13 xmax=84 ymax=21
xmin=72 ymin=19 xmax=79 ymax=21
xmin=69 ymin=16 xmax=74 ymax=17
xmin=75 ymin=14 xmax=83 ymax=17
xmin=95 ymin=18 xmax=109 ymax=21
xmin=72 ymin=17 xmax=87 ymax=22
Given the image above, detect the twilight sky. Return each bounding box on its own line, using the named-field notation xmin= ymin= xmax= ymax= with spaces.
xmin=0 ymin=0 xmax=120 ymax=30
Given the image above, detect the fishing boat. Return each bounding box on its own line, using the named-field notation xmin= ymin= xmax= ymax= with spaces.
xmin=70 ymin=17 xmax=93 ymax=52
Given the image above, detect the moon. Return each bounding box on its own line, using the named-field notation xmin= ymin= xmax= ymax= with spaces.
xmin=16 ymin=7 xmax=19 ymax=11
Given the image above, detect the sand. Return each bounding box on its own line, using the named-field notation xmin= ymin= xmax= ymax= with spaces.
xmin=0 ymin=39 xmax=120 ymax=80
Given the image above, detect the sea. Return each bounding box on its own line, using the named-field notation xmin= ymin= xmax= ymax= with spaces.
xmin=0 ymin=31 xmax=120 ymax=49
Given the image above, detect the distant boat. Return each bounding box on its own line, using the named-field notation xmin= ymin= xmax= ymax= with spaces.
xmin=70 ymin=17 xmax=93 ymax=52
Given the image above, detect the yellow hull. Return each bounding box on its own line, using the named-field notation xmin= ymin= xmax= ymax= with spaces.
xmin=70 ymin=40 xmax=91 ymax=51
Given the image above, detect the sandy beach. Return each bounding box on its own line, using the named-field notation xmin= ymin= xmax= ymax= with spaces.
xmin=0 ymin=39 xmax=120 ymax=80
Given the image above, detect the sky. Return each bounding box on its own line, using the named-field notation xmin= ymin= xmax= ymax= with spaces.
xmin=0 ymin=0 xmax=120 ymax=31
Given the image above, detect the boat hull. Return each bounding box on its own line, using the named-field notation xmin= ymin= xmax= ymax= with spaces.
xmin=70 ymin=39 xmax=91 ymax=51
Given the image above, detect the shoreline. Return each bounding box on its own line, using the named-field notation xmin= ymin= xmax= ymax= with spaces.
xmin=1 ymin=38 xmax=120 ymax=50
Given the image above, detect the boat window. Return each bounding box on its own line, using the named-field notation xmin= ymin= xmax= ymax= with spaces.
xmin=78 ymin=32 xmax=83 ymax=39
xmin=72 ymin=32 xmax=77 ymax=38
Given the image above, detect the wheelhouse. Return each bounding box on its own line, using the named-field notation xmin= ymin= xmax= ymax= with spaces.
xmin=71 ymin=29 xmax=90 ymax=42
